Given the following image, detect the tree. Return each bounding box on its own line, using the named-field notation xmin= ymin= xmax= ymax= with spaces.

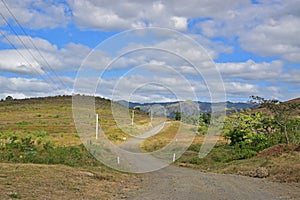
xmin=199 ymin=113 xmax=211 ymax=125
xmin=250 ymin=96 xmax=300 ymax=144
xmin=198 ymin=113 xmax=211 ymax=134
xmin=223 ymin=109 xmax=265 ymax=146
xmin=5 ymin=96 xmax=13 ymax=101
xmin=174 ymin=112 xmax=181 ymax=121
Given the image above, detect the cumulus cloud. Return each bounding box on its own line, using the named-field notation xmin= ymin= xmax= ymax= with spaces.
xmin=0 ymin=75 xmax=71 ymax=99
xmin=239 ymin=15 xmax=300 ymax=63
xmin=0 ymin=0 xmax=299 ymax=102
xmin=0 ymin=49 xmax=45 ymax=75
xmin=195 ymin=1 xmax=300 ymax=63
xmin=0 ymin=0 xmax=71 ymax=29
xmin=223 ymin=81 xmax=286 ymax=101
xmin=2 ymin=0 xmax=300 ymax=61
xmin=217 ymin=60 xmax=283 ymax=80
xmin=68 ymin=0 xmax=190 ymax=31
xmin=0 ymin=34 xmax=112 ymax=75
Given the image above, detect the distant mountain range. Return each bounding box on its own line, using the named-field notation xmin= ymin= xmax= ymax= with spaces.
xmin=116 ymin=100 xmax=254 ymax=118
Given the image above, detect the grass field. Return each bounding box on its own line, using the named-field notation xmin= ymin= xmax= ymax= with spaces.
xmin=0 ymin=96 xmax=154 ymax=146
xmin=0 ymin=96 xmax=151 ymax=199
xmin=0 ymin=163 xmax=140 ymax=199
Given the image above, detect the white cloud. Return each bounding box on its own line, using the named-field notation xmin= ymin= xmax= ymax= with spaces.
xmin=0 ymin=75 xmax=71 ymax=99
xmin=170 ymin=17 xmax=187 ymax=31
xmin=68 ymin=0 xmax=190 ymax=31
xmin=217 ymin=60 xmax=283 ymax=80
xmin=194 ymin=1 xmax=300 ymax=63
xmin=0 ymin=0 xmax=71 ymax=29
xmin=239 ymin=15 xmax=300 ymax=63
xmin=5 ymin=35 xmax=58 ymax=52
xmin=223 ymin=81 xmax=290 ymax=101
xmin=0 ymin=49 xmax=45 ymax=75
xmin=0 ymin=0 xmax=299 ymax=102
xmin=0 ymin=34 xmax=112 ymax=75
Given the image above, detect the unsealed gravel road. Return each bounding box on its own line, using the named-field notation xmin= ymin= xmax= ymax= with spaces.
xmin=127 ymin=165 xmax=300 ymax=200
xmin=121 ymin=123 xmax=300 ymax=200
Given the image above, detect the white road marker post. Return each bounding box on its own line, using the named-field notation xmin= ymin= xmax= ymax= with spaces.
xmin=117 ymin=156 xmax=120 ymax=165
xmin=95 ymin=113 xmax=98 ymax=140
xmin=173 ymin=153 xmax=176 ymax=162
xmin=150 ymin=108 xmax=153 ymax=125
xmin=131 ymin=110 xmax=135 ymax=126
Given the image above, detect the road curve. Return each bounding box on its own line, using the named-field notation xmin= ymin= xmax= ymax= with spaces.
xmin=119 ymin=122 xmax=300 ymax=199
xmin=118 ymin=122 xmax=171 ymax=173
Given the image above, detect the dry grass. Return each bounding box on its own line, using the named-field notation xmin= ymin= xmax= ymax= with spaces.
xmin=141 ymin=121 xmax=226 ymax=152
xmin=0 ymin=96 xmax=150 ymax=198
xmin=177 ymin=147 xmax=300 ymax=183
xmin=0 ymin=163 xmax=140 ymax=199
xmin=0 ymin=96 xmax=151 ymax=146
xmin=141 ymin=121 xmax=180 ymax=152
xmin=213 ymin=151 xmax=300 ymax=183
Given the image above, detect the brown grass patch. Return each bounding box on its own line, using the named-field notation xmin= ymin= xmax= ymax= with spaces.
xmin=0 ymin=163 xmax=140 ymax=199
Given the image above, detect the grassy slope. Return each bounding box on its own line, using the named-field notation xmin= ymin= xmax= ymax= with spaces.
xmin=0 ymin=96 xmax=152 ymax=145
xmin=0 ymin=96 xmax=152 ymax=199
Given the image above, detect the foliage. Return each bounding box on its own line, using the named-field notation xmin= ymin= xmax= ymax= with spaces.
xmin=223 ymin=110 xmax=269 ymax=150
xmin=250 ymin=96 xmax=300 ymax=144
xmin=0 ymin=132 xmax=100 ymax=167
xmin=181 ymin=143 xmax=258 ymax=165
xmin=7 ymin=193 xmax=21 ymax=199
xmin=198 ymin=113 xmax=211 ymax=134
xmin=174 ymin=112 xmax=181 ymax=121
xmin=5 ymin=96 xmax=13 ymax=101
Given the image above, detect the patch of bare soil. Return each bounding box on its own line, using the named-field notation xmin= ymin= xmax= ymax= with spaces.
xmin=256 ymin=144 xmax=299 ymax=158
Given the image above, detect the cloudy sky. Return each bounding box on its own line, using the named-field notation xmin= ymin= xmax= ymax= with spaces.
xmin=0 ymin=0 xmax=299 ymax=102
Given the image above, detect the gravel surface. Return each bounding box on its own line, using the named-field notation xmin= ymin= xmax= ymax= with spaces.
xmin=127 ymin=165 xmax=300 ymax=200
xmin=120 ymin=123 xmax=300 ymax=200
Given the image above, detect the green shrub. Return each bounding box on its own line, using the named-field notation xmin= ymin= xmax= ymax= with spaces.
xmin=8 ymin=193 xmax=21 ymax=199
xmin=0 ymin=133 xmax=100 ymax=167
xmin=187 ymin=144 xmax=200 ymax=152
xmin=16 ymin=121 xmax=32 ymax=126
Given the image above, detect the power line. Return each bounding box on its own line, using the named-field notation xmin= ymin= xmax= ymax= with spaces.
xmin=0 ymin=28 xmax=38 ymax=75
xmin=0 ymin=0 xmax=68 ymax=88
xmin=0 ymin=28 xmax=61 ymax=91
xmin=0 ymin=36 xmax=61 ymax=93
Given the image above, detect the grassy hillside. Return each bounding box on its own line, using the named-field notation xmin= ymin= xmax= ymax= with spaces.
xmin=0 ymin=95 xmax=153 ymax=199
xmin=0 ymin=96 xmax=78 ymax=146
xmin=0 ymin=95 xmax=153 ymax=146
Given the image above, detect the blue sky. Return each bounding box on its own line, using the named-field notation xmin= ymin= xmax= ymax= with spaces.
xmin=0 ymin=0 xmax=299 ymax=102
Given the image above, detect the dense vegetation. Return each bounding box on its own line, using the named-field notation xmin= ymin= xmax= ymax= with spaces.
xmin=0 ymin=131 xmax=99 ymax=167
xmin=222 ymin=96 xmax=299 ymax=156
xmin=176 ymin=97 xmax=300 ymax=176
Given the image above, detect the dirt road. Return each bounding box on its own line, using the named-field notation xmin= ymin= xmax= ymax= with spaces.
xmin=127 ymin=165 xmax=300 ymax=200
xmin=121 ymin=123 xmax=300 ymax=200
